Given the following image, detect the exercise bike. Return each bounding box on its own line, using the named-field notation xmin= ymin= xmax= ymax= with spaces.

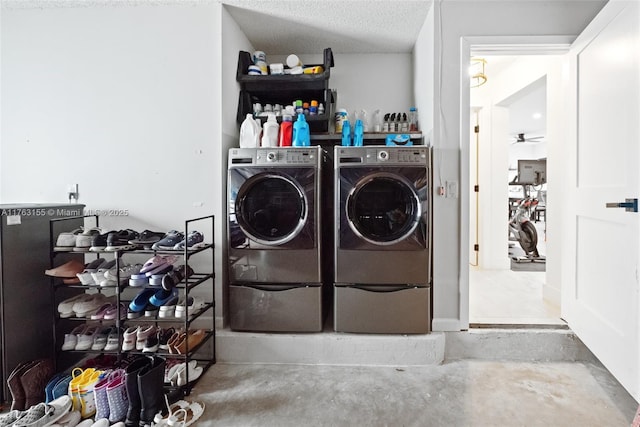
xmin=508 ymin=197 xmax=545 ymax=263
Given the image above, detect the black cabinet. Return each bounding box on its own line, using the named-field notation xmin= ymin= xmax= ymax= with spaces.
xmin=0 ymin=203 xmax=84 ymax=404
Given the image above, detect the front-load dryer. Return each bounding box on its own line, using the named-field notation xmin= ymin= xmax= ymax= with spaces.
xmin=227 ymin=146 xmax=324 ymax=332
xmin=334 ymin=146 xmax=431 ymax=333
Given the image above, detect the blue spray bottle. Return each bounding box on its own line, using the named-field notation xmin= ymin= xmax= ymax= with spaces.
xmin=353 ymin=119 xmax=364 ymax=147
xmin=341 ymin=119 xmax=351 ymax=146
xmin=292 ymin=114 xmax=311 ymax=147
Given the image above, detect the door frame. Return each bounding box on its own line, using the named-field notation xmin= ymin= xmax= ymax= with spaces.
xmin=459 ymin=35 xmax=574 ymax=329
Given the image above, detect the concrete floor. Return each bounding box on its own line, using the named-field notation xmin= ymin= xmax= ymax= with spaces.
xmin=188 ymin=360 xmax=638 ymax=427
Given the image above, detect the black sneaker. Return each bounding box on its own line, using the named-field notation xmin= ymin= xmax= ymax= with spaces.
xmin=105 ymin=229 xmax=139 ymax=251
xmin=129 ymin=230 xmax=166 ymax=249
xmin=90 ymin=232 xmax=113 ymax=252
xmin=158 ymin=327 xmax=175 ymax=351
xmin=151 ymin=231 xmax=184 ymax=251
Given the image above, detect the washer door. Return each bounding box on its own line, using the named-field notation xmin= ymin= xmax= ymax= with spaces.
xmin=235 ymin=172 xmax=308 ymax=247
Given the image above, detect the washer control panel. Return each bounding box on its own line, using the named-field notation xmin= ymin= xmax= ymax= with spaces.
xmin=253 ymin=147 xmax=318 ymax=165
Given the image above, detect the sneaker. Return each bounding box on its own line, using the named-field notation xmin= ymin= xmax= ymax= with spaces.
xmin=90 ymin=259 xmax=117 ymax=286
xmin=105 ymin=229 xmax=139 ymax=251
xmin=89 ymin=232 xmax=112 ymax=252
xmin=74 ymin=227 xmax=104 ymax=252
xmin=129 ymin=230 xmax=166 ymax=249
xmin=54 ymin=228 xmax=83 ymax=251
xmin=91 ymin=326 xmax=113 ymax=351
xmin=76 ymin=258 xmax=106 ymax=285
xmin=104 ymin=328 xmax=121 ymax=351
xmin=136 ymin=324 xmax=156 ymax=350
xmin=75 ymin=325 xmax=100 ymax=350
xmin=101 ymin=263 xmax=142 ymax=287
xmin=62 ymin=324 xmax=88 ymax=351
xmin=173 ymin=231 xmax=205 ymax=251
xmin=142 ymin=330 xmax=160 ymax=353
xmin=158 ymin=327 xmax=175 ymax=351
xmin=122 ymin=326 xmax=138 ymax=351
xmin=151 ymin=231 xmax=184 ymax=251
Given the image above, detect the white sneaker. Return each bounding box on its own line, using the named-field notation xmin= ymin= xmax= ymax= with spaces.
xmin=61 ymin=324 xmax=88 ymax=351
xmin=75 ymin=325 xmax=100 ymax=350
xmin=122 ymin=326 xmax=139 ymax=351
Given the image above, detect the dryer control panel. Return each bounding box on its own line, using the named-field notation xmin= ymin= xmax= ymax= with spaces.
xmin=336 ymin=146 xmax=429 ymax=166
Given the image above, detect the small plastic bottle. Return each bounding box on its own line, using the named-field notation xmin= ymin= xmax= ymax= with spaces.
xmin=409 ymin=107 xmax=419 ymax=131
xmin=318 ymin=103 xmax=325 ymax=115
xmin=279 ymin=115 xmax=293 ymax=146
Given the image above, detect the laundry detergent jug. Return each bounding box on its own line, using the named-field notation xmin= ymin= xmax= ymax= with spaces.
xmin=261 ymin=114 xmax=279 ymax=147
xmin=239 ymin=113 xmax=261 ymax=148
xmin=292 ymin=114 xmax=310 ymax=147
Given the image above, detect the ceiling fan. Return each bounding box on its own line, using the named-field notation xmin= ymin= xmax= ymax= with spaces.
xmin=511 ymin=133 xmax=545 ymax=144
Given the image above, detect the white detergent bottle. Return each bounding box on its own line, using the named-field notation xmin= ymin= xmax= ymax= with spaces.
xmin=239 ymin=113 xmax=261 ymax=148
xmin=261 ymin=114 xmax=279 ymax=147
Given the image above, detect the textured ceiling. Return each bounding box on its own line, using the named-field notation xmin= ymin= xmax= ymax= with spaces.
xmin=2 ymin=0 xmax=432 ymax=54
xmin=221 ymin=0 xmax=433 ymax=54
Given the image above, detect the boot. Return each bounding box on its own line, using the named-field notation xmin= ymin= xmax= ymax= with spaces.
xmin=137 ymin=356 xmax=166 ymax=426
xmin=7 ymin=360 xmax=39 ymax=410
xmin=124 ymin=357 xmax=152 ymax=427
xmin=20 ymin=358 xmax=54 ymax=408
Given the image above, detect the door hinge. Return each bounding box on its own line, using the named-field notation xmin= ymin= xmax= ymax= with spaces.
xmin=474 ymin=244 xmax=479 ymax=252
xmin=474 ymin=185 xmax=479 ymax=192
xmin=474 ymin=125 xmax=480 ymax=133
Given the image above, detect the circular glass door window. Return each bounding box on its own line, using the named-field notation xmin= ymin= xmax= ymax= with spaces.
xmin=346 ymin=173 xmax=420 ymax=245
xmin=236 ymin=173 xmax=307 ymax=246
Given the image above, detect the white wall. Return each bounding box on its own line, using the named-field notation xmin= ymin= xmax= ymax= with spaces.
xmin=219 ymin=6 xmax=253 ymax=325
xmin=429 ymin=0 xmax=606 ymax=331
xmin=0 ymin=3 xmax=223 ymax=318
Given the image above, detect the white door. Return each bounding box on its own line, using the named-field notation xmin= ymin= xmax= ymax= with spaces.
xmin=562 ymin=0 xmax=640 ymax=400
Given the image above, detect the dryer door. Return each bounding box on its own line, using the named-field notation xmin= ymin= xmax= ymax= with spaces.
xmin=231 ymin=170 xmax=315 ymax=248
xmin=340 ymin=168 xmax=428 ymax=250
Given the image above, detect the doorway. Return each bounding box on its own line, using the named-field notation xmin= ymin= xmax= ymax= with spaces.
xmin=467 ymin=54 xmax=564 ymax=327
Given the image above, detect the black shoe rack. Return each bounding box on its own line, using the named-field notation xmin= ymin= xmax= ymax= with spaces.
xmin=48 ymin=215 xmax=216 ymax=397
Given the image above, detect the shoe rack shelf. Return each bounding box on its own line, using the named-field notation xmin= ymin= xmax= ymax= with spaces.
xmin=48 ymin=215 xmax=216 ymax=396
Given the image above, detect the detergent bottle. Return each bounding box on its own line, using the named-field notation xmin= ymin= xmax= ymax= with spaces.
xmin=279 ymin=115 xmax=293 ymax=146
xmin=292 ymin=114 xmax=311 ymax=147
xmin=239 ymin=113 xmax=261 ymax=148
xmin=261 ymin=114 xmax=279 ymax=147
xmin=353 ymin=119 xmax=364 ymax=147
xmin=341 ymin=119 xmax=351 ymax=146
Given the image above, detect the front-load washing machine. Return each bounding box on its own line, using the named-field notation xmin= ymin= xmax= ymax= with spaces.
xmin=334 ymin=146 xmax=431 ymax=333
xmin=227 ymin=146 xmax=324 ymax=332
